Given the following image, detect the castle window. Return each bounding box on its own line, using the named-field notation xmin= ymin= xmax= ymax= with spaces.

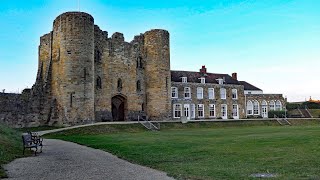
xmin=136 ymin=80 xmax=141 ymax=92
xmin=96 ymin=76 xmax=102 ymax=89
xmin=95 ymin=49 xmax=101 ymax=62
xmin=117 ymin=78 xmax=122 ymax=91
xmin=232 ymin=89 xmax=238 ymax=99
xmin=70 ymin=92 xmax=75 ymax=108
xmin=171 ymin=87 xmax=178 ymax=98
xmin=220 ymin=88 xmax=226 ymax=99
xmin=182 ymin=77 xmax=187 ymax=83
xmin=141 ymin=103 xmax=144 ymax=112
xmin=208 ymin=88 xmax=214 ymax=99
xmin=137 ymin=56 xmax=143 ymax=68
xmin=197 ymin=104 xmax=204 ymax=118
xmin=83 ymin=68 xmax=87 ymax=80
xmin=197 ymin=87 xmax=203 ymax=99
xmin=67 ymin=50 xmax=71 ymax=55
xmin=184 ymin=87 xmax=191 ymax=99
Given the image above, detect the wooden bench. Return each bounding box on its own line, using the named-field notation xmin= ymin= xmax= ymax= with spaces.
xmin=22 ymin=132 xmax=43 ymax=155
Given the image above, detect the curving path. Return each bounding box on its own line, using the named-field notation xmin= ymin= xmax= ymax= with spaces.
xmin=4 ymin=139 xmax=174 ymax=180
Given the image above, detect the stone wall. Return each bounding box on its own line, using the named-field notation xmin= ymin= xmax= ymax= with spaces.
xmin=0 ymin=90 xmax=41 ymax=128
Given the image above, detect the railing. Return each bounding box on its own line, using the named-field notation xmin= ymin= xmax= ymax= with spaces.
xmin=305 ymin=105 xmax=313 ymax=118
xmin=138 ymin=116 xmax=160 ymax=131
xmin=274 ymin=114 xmax=291 ymax=126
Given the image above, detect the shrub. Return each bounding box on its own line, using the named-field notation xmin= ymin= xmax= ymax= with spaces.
xmin=268 ymin=110 xmax=286 ymax=118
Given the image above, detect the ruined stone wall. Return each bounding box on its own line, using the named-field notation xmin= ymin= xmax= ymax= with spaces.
xmin=171 ymin=83 xmax=245 ymax=119
xmin=0 ymin=90 xmax=41 ymax=127
xmin=38 ymin=32 xmax=52 ymax=82
xmin=144 ymin=30 xmax=171 ymax=120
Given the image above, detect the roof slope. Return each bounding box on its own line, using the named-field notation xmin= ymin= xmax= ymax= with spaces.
xmin=239 ymin=81 xmax=262 ymax=91
xmin=171 ymin=70 xmax=240 ymax=85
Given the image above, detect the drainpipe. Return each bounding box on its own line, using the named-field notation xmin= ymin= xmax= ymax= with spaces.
xmin=245 ymin=94 xmax=247 ymax=118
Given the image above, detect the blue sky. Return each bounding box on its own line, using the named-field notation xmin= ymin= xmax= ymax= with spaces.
xmin=0 ymin=0 xmax=319 ymax=102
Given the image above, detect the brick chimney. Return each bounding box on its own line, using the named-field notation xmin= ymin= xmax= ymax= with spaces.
xmin=232 ymin=72 xmax=237 ymax=80
xmin=200 ymin=65 xmax=207 ymax=74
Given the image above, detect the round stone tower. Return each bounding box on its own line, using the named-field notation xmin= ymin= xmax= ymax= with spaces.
xmin=144 ymin=29 xmax=171 ymax=120
xmin=51 ymin=12 xmax=95 ymax=124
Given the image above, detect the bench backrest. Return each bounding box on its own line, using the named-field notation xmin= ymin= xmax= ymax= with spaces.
xmin=22 ymin=134 xmax=32 ymax=145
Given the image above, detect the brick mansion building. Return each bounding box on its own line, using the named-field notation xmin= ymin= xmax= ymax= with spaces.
xmin=0 ymin=11 xmax=285 ymax=127
xmin=171 ymin=66 xmax=285 ymax=120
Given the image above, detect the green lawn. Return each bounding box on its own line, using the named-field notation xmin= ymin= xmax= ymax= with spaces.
xmin=0 ymin=123 xmax=24 ymax=178
xmin=46 ymin=121 xmax=320 ymax=179
xmin=309 ymin=109 xmax=320 ymax=118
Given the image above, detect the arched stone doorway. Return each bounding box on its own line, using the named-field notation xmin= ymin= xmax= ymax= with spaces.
xmin=111 ymin=95 xmax=127 ymax=121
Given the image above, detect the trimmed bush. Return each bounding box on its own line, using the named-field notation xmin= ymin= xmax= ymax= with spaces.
xmin=268 ymin=110 xmax=286 ymax=118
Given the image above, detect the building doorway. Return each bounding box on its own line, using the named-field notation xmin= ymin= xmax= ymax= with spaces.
xmin=111 ymin=95 xmax=127 ymax=121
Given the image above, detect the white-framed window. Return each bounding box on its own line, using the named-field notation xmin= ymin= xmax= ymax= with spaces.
xmin=247 ymin=100 xmax=253 ymax=115
xmin=253 ymin=100 xmax=259 ymax=115
xmin=200 ymin=77 xmax=205 ymax=84
xmin=275 ymin=100 xmax=282 ymax=111
xmin=173 ymin=104 xmax=182 ymax=118
xmin=232 ymin=89 xmax=237 ymax=99
xmin=220 ymin=88 xmax=226 ymax=99
xmin=269 ymin=100 xmax=275 ymax=111
xmin=208 ymin=88 xmax=215 ymax=99
xmin=232 ymin=104 xmax=238 ymax=118
xmin=171 ymin=87 xmax=178 ymax=98
xmin=191 ymin=104 xmax=195 ymax=118
xmin=197 ymin=104 xmax=204 ymax=118
xmin=217 ymin=78 xmax=224 ymax=85
xmin=197 ymin=87 xmax=203 ymax=99
xmin=221 ymin=104 xmax=227 ymax=119
xmin=184 ymin=87 xmax=191 ymax=99
xmin=209 ymin=104 xmax=215 ymax=117
xmin=182 ymin=77 xmax=187 ymax=83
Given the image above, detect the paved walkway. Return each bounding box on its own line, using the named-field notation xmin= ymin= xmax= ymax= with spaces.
xmin=4 ymin=139 xmax=174 ymax=180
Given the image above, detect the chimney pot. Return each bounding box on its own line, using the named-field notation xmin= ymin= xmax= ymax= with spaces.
xmin=232 ymin=72 xmax=237 ymax=80
xmin=200 ymin=65 xmax=207 ymax=74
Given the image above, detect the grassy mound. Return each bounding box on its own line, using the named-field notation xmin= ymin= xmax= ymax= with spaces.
xmin=0 ymin=123 xmax=23 ymax=178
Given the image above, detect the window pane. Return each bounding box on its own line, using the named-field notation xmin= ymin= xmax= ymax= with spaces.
xmin=208 ymin=88 xmax=214 ymax=99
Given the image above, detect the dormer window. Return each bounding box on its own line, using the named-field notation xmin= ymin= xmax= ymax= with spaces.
xmin=182 ymin=77 xmax=187 ymax=83
xmin=216 ymin=78 xmax=224 ymax=85
xmin=200 ymin=77 xmax=205 ymax=84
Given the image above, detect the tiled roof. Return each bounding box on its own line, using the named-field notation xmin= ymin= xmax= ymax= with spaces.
xmin=170 ymin=70 xmax=240 ymax=85
xmin=239 ymin=81 xmax=262 ymax=91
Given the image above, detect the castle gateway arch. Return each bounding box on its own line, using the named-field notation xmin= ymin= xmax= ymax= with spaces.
xmin=111 ymin=95 xmax=127 ymax=121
